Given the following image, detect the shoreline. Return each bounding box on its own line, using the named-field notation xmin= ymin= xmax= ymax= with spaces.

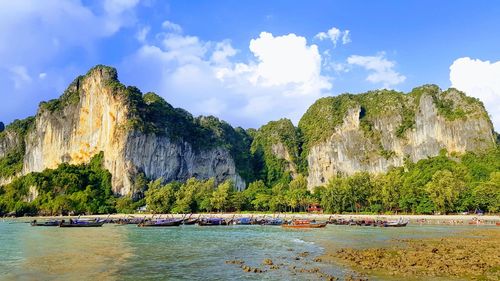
xmin=10 ymin=213 xmax=500 ymax=225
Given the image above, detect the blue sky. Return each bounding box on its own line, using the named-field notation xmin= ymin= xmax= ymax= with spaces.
xmin=1 ymin=0 xmax=499 ymax=130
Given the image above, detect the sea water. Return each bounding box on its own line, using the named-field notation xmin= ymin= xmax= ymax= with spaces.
xmin=0 ymin=220 xmax=488 ymax=281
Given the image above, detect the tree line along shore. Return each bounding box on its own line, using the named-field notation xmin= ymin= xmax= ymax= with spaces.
xmin=0 ymin=147 xmax=499 ymax=217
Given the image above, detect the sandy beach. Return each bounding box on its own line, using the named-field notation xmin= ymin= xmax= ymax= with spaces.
xmin=23 ymin=213 xmax=500 ymax=225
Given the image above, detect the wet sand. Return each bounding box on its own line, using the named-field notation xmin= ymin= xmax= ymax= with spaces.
xmin=326 ymin=228 xmax=500 ymax=280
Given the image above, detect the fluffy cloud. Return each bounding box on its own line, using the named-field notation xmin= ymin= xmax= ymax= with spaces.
xmin=347 ymin=53 xmax=406 ymax=88
xmin=0 ymin=0 xmax=140 ymax=123
xmin=135 ymin=26 xmax=150 ymax=42
xmin=121 ymin=28 xmax=332 ymax=127
xmin=162 ymin=20 xmax=183 ymax=33
xmin=450 ymin=57 xmax=500 ymax=131
xmin=314 ymin=27 xmax=350 ymax=47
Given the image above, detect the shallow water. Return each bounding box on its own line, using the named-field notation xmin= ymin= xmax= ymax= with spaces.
xmin=0 ymin=220 xmax=494 ymax=281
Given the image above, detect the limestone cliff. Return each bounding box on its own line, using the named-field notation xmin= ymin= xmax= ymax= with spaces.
xmin=1 ymin=67 xmax=496 ymax=194
xmin=1 ymin=66 xmax=245 ymax=195
xmin=250 ymin=119 xmax=301 ymax=185
xmin=300 ymin=85 xmax=495 ymax=188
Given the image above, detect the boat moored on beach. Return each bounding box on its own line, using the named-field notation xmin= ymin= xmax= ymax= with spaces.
xmin=260 ymin=217 xmax=285 ymax=225
xmin=233 ymin=217 xmax=254 ymax=225
xmin=383 ymin=218 xmax=409 ymax=227
xmin=30 ymin=219 xmax=61 ymax=226
xmin=197 ymin=217 xmax=232 ymax=226
xmin=59 ymin=219 xmax=104 ymax=227
xmin=138 ymin=218 xmax=183 ymax=227
xmin=282 ymin=219 xmax=327 ymax=229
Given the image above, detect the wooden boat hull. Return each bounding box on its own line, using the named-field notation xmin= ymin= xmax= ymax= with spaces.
xmin=197 ymin=221 xmax=230 ymax=226
xmin=282 ymin=223 xmax=327 ymax=229
xmin=138 ymin=220 xmax=182 ymax=227
xmin=59 ymin=222 xmax=104 ymax=227
xmin=383 ymin=222 xmax=408 ymax=227
xmin=31 ymin=222 xmax=60 ymax=227
xmin=182 ymin=219 xmax=199 ymax=225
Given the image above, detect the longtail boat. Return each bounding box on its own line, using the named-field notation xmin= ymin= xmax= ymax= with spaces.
xmin=383 ymin=219 xmax=409 ymax=227
xmin=197 ymin=217 xmax=230 ymax=226
xmin=138 ymin=218 xmax=182 ymax=227
xmin=116 ymin=217 xmax=146 ymax=225
xmin=233 ymin=216 xmax=253 ymax=225
xmin=282 ymin=219 xmax=327 ymax=229
xmin=59 ymin=219 xmax=104 ymax=227
xmin=261 ymin=217 xmax=284 ymax=226
xmin=181 ymin=214 xmax=199 ymax=225
xmin=30 ymin=219 xmax=61 ymax=226
xmin=182 ymin=217 xmax=199 ymax=225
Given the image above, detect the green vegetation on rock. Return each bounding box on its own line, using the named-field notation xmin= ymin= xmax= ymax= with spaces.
xmin=299 ymin=94 xmax=357 ymax=153
xmin=0 ymin=65 xmax=497 ymax=216
xmin=39 ymin=76 xmax=83 ymax=113
xmin=0 ymin=152 xmax=115 ymax=216
xmin=315 ymin=146 xmax=500 ymax=214
xmin=0 ymin=117 xmax=35 ymax=178
xmin=250 ymin=118 xmax=302 ymax=185
xmin=0 ymin=147 xmax=24 ymax=178
xmin=0 ymin=116 xmax=35 ymax=138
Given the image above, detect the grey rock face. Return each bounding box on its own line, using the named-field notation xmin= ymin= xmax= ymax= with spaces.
xmin=3 ymin=67 xmax=244 ymax=195
xmin=0 ymin=130 xmax=21 ymax=159
xmin=307 ymin=92 xmax=495 ymax=188
xmin=124 ymin=132 xmax=244 ymax=195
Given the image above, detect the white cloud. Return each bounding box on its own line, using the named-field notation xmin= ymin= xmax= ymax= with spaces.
xmin=342 ymin=30 xmax=351 ymax=44
xmin=103 ymin=0 xmax=140 ymax=33
xmin=162 ymin=20 xmax=183 ymax=33
xmin=315 ymin=27 xmax=350 ymax=47
xmin=9 ymin=65 xmax=32 ymax=89
xmin=121 ymin=28 xmax=332 ymax=127
xmin=450 ymin=57 xmax=500 ymax=131
xmin=135 ymin=26 xmax=150 ymax=42
xmin=39 ymin=72 xmax=47 ymax=79
xmin=0 ymin=0 xmax=140 ymax=123
xmin=210 ymin=40 xmax=237 ymax=65
xmin=347 ymin=53 xmax=406 ymax=88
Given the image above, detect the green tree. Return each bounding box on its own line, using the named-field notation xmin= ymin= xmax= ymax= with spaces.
xmin=145 ymin=179 xmax=178 ymax=213
xmin=269 ymin=182 xmax=288 ymax=212
xmin=425 ymin=170 xmax=465 ymax=213
xmin=173 ymin=178 xmax=209 ymax=213
xmin=321 ymin=177 xmax=348 ymax=213
xmin=211 ymin=180 xmax=234 ymax=212
xmin=194 ymin=178 xmax=216 ymax=212
xmin=286 ymin=174 xmax=310 ymax=211
xmin=375 ymin=170 xmax=402 ymax=212
xmin=473 ymin=172 xmax=500 ymax=213
xmin=115 ymin=196 xmax=136 ymax=213
xmin=346 ymin=172 xmax=372 ymax=212
xmin=231 ymin=191 xmax=247 ymax=212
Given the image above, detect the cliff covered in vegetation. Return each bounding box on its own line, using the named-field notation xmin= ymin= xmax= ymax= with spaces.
xmin=299 ymin=85 xmax=495 ymax=187
xmin=0 ymin=65 xmax=249 ymax=196
xmin=0 ymin=65 xmax=497 ymax=215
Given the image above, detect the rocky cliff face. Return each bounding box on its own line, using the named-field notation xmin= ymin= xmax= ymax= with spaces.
xmin=1 ymin=66 xmax=495 ymax=194
xmin=0 ymin=131 xmax=21 ymax=160
xmin=2 ymin=66 xmax=244 ymax=195
xmin=250 ymin=118 xmax=301 ymax=184
xmin=303 ymin=86 xmax=495 ymax=188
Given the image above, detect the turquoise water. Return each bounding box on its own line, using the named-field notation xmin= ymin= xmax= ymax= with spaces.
xmin=0 ymin=220 xmax=493 ymax=281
